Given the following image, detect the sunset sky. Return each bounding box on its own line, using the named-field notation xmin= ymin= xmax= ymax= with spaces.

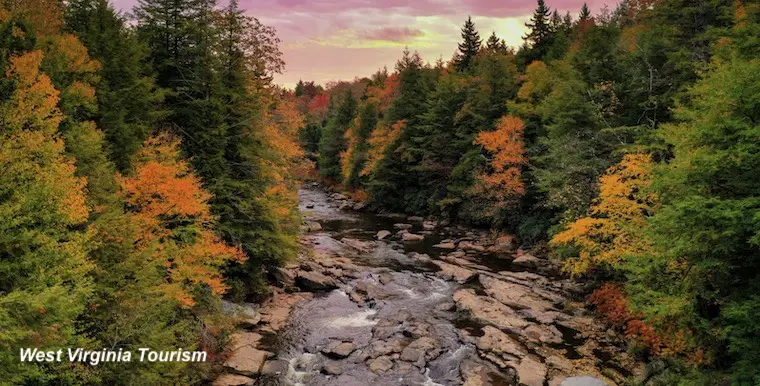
xmin=113 ymin=0 xmax=612 ymax=88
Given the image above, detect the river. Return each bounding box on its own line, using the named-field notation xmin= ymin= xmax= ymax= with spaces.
xmin=215 ymin=187 xmax=643 ymax=386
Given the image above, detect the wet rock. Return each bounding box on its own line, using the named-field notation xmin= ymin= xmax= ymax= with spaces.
xmin=477 ymin=326 xmax=528 ymax=360
xmin=212 ymin=373 xmax=255 ymax=386
xmin=321 ymin=363 xmax=343 ymax=375
xmin=339 ymin=202 xmax=352 ymax=211
xmin=401 ymin=232 xmax=425 ymax=242
xmin=394 ymin=223 xmax=413 ymax=230
xmin=432 ymin=260 xmax=477 ymax=283
xmin=515 ymin=356 xmax=547 ymax=386
xmin=352 ymin=202 xmax=367 ymax=211
xmin=453 ymin=289 xmax=530 ymax=332
xmin=368 ymin=338 xmax=407 ymax=357
xmin=560 ymin=376 xmax=609 ymax=386
xmin=461 ymin=359 xmax=507 ymax=386
xmin=260 ymin=360 xmax=289 ymax=376
xmin=460 ymin=241 xmax=486 ymax=252
xmin=368 ymin=356 xmax=394 ymax=373
xmin=490 ymin=234 xmax=516 ymax=253
xmin=304 ymin=221 xmax=322 ymax=232
xmin=408 ymin=216 xmax=425 ymax=222
xmin=331 ymin=193 xmax=348 ymax=200
xmin=348 ymin=290 xmax=365 ymax=304
xmin=432 ymin=242 xmax=456 ymax=250
xmin=512 ymin=252 xmax=545 ymax=268
xmin=272 ymin=267 xmax=295 ymax=288
xmin=296 ymin=271 xmax=339 ymax=291
xmin=409 ymin=252 xmax=431 ymax=262
xmin=436 ymin=302 xmax=456 ymax=312
xmin=479 ymin=275 xmax=556 ymax=313
xmin=400 ymin=346 xmax=424 ymax=362
xmin=321 ymin=341 xmax=356 ymax=359
xmin=376 ymin=230 xmax=392 ymax=240
xmin=378 ymin=273 xmax=393 ymax=285
xmin=342 ymin=237 xmax=373 ymax=253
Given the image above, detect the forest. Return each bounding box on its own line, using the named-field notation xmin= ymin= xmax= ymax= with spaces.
xmin=0 ymin=0 xmax=758 ymax=384
xmin=300 ymin=0 xmax=760 ymax=384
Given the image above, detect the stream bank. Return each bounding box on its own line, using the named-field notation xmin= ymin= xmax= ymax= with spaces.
xmin=213 ymin=187 xmax=644 ymax=386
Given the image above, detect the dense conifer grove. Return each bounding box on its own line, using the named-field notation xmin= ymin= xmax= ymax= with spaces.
xmin=1 ymin=0 xmax=759 ymax=383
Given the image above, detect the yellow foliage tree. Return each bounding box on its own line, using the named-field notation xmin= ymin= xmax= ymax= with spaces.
xmin=551 ymin=153 xmax=657 ymax=276
xmin=361 ymin=119 xmax=405 ymax=177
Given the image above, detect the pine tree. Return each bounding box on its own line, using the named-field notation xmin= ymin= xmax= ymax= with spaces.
xmin=318 ymin=91 xmax=357 ymax=181
xmin=454 ymin=16 xmax=482 ymax=71
xmin=579 ymin=3 xmax=592 ymax=21
xmin=66 ymin=0 xmax=164 ymax=172
xmin=523 ymin=0 xmax=553 ymax=61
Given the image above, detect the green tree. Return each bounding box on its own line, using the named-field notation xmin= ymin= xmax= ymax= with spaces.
xmin=318 ymin=91 xmax=357 ymax=181
xmin=65 ymin=0 xmax=164 ymax=172
xmin=453 ymin=16 xmax=482 ymax=72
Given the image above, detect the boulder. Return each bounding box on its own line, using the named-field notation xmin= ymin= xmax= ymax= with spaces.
xmin=331 ymin=193 xmax=348 ymax=200
xmin=512 ymin=252 xmax=544 ymax=268
xmin=321 ymin=363 xmax=344 ymax=375
xmin=213 ymin=374 xmax=255 ymax=386
xmin=296 ymin=271 xmax=339 ymax=291
xmin=394 ymin=223 xmax=413 ymax=230
xmin=376 ymin=230 xmax=392 ymax=240
xmin=432 ymin=261 xmax=477 ymax=283
xmin=476 ymin=326 xmax=528 ymax=360
xmin=352 ymin=202 xmax=367 ymax=211
xmin=260 ymin=360 xmax=290 ymax=376
xmin=409 ymin=252 xmax=431 ymax=263
xmin=272 ymin=267 xmax=295 ymax=287
xmin=432 ymin=242 xmax=456 ymax=250
xmin=368 ymin=356 xmax=394 ymax=373
xmin=514 ymin=356 xmax=547 ymax=386
xmin=400 ymin=346 xmax=424 ymax=363
xmin=401 ymin=232 xmax=424 ymax=242
xmin=321 ymin=341 xmax=356 ymax=359
xmin=304 ymin=221 xmax=322 ymax=232
xmin=453 ymin=289 xmax=530 ymax=332
xmin=224 ymin=346 xmax=272 ymax=376
xmin=560 ymin=376 xmax=609 ymax=386
xmin=460 ymin=241 xmax=486 ymax=252
xmin=407 ymin=216 xmax=425 ymax=222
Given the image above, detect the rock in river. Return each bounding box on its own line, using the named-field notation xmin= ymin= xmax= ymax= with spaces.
xmin=296 ymin=271 xmax=339 ymax=291
xmin=213 ymin=373 xmax=254 ymax=386
xmin=368 ymin=356 xmax=394 ymax=373
xmin=376 ymin=230 xmax=392 ymax=240
xmin=401 ymin=232 xmax=424 ymax=242
xmin=432 ymin=242 xmax=456 ymax=250
xmin=321 ymin=341 xmax=356 ymax=359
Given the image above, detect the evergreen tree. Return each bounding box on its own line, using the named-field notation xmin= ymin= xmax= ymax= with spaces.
xmin=318 ymin=91 xmax=357 ymax=181
xmin=579 ymin=3 xmax=592 ymax=21
xmin=520 ymin=0 xmax=553 ymax=65
xmin=65 ymin=0 xmax=164 ymax=172
xmin=453 ymin=16 xmax=482 ymax=71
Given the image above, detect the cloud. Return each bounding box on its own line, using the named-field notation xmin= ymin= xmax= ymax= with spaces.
xmin=360 ymin=26 xmax=424 ymax=42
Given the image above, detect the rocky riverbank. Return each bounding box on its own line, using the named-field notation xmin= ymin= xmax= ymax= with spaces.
xmin=213 ymin=187 xmax=644 ymax=386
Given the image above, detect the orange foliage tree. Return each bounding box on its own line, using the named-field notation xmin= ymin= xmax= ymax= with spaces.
xmin=118 ymin=134 xmax=245 ymax=307
xmin=361 ymin=119 xmax=405 ymax=177
xmin=551 ymin=153 xmax=656 ymax=276
xmin=470 ymin=115 xmax=527 ymax=214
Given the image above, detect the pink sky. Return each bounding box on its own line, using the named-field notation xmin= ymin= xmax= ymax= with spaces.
xmin=112 ymin=0 xmax=614 ymax=88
